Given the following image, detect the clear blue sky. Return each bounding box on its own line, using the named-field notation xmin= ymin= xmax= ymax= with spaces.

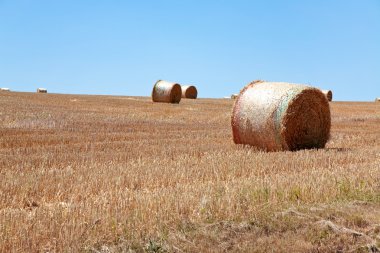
xmin=0 ymin=0 xmax=379 ymax=101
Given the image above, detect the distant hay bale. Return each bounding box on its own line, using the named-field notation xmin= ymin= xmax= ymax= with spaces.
xmin=321 ymin=90 xmax=333 ymax=101
xmin=231 ymin=94 xmax=238 ymax=99
xmin=152 ymin=80 xmax=182 ymax=103
xmin=181 ymin=85 xmax=198 ymax=99
xmin=37 ymin=88 xmax=47 ymax=93
xmin=1 ymin=88 xmax=10 ymax=92
xmin=231 ymin=81 xmax=331 ymax=151
xmin=375 ymin=98 xmax=380 ymax=102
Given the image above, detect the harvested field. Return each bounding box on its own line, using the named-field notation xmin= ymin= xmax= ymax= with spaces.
xmin=1 ymin=92 xmax=380 ymax=252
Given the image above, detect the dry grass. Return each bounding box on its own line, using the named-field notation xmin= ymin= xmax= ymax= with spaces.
xmin=0 ymin=92 xmax=380 ymax=252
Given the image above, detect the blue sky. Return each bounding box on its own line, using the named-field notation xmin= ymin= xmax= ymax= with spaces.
xmin=0 ymin=0 xmax=379 ymax=101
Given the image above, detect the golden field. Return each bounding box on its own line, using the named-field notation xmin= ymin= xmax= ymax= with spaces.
xmin=0 ymin=92 xmax=380 ymax=252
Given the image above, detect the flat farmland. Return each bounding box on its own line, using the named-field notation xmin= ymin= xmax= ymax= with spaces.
xmin=1 ymin=92 xmax=380 ymax=252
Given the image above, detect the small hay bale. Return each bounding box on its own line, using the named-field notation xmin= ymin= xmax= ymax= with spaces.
xmin=231 ymin=81 xmax=331 ymax=151
xmin=321 ymin=90 xmax=333 ymax=101
xmin=181 ymin=85 xmax=198 ymax=99
xmin=152 ymin=80 xmax=182 ymax=103
xmin=231 ymin=94 xmax=238 ymax=99
xmin=1 ymin=88 xmax=10 ymax=92
xmin=375 ymin=98 xmax=380 ymax=102
xmin=37 ymin=88 xmax=47 ymax=93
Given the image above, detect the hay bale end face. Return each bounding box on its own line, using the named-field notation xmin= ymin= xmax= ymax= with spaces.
xmin=152 ymin=80 xmax=182 ymax=103
xmin=231 ymin=81 xmax=331 ymax=151
xmin=37 ymin=88 xmax=47 ymax=93
xmin=181 ymin=85 xmax=198 ymax=99
xmin=321 ymin=90 xmax=333 ymax=101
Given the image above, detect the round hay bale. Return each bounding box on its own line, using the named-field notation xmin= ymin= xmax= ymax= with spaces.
xmin=37 ymin=88 xmax=47 ymax=93
xmin=181 ymin=85 xmax=198 ymax=99
xmin=152 ymin=80 xmax=182 ymax=103
xmin=231 ymin=94 xmax=238 ymax=99
xmin=321 ymin=90 xmax=333 ymax=101
xmin=231 ymin=81 xmax=331 ymax=151
xmin=375 ymin=98 xmax=380 ymax=102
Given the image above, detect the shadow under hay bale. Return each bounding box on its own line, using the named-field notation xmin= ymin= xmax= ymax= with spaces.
xmin=181 ymin=85 xmax=198 ymax=99
xmin=231 ymin=81 xmax=331 ymax=151
xmin=152 ymin=80 xmax=182 ymax=104
xmin=321 ymin=90 xmax=333 ymax=101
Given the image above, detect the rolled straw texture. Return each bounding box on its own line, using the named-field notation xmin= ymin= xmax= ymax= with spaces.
xmin=321 ymin=90 xmax=333 ymax=101
xmin=181 ymin=85 xmax=198 ymax=99
xmin=152 ymin=80 xmax=182 ymax=103
xmin=231 ymin=81 xmax=331 ymax=151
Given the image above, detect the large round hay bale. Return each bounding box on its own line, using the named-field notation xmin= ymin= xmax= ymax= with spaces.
xmin=375 ymin=98 xmax=380 ymax=102
xmin=181 ymin=85 xmax=198 ymax=99
xmin=152 ymin=80 xmax=182 ymax=103
xmin=231 ymin=81 xmax=331 ymax=151
xmin=321 ymin=90 xmax=333 ymax=101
